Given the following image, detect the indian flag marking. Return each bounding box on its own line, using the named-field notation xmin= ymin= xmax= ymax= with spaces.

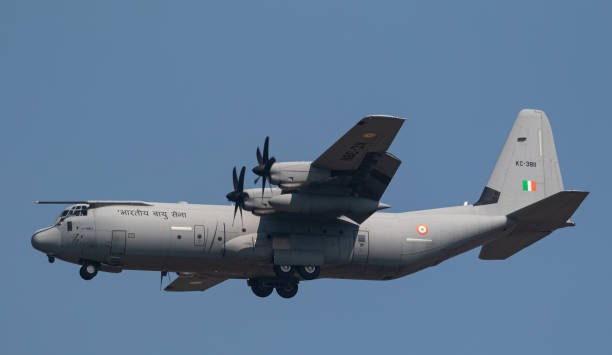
xmin=417 ymin=224 xmax=429 ymax=236
xmin=522 ymin=180 xmax=536 ymax=192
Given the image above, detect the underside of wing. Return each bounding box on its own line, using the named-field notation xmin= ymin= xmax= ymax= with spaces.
xmin=164 ymin=274 xmax=227 ymax=292
xmin=312 ymin=115 xmax=405 ymax=172
xmin=348 ymin=151 xmax=402 ymax=201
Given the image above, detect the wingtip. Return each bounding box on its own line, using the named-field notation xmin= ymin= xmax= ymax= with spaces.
xmin=362 ymin=115 xmax=406 ymax=121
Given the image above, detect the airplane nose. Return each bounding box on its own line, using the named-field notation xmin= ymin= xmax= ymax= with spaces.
xmin=31 ymin=227 xmax=61 ymax=254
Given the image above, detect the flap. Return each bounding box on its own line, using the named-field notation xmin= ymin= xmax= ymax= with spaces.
xmin=357 ymin=152 xmax=402 ymax=201
xmin=164 ymin=275 xmax=227 ymax=292
xmin=312 ymin=115 xmax=405 ymax=171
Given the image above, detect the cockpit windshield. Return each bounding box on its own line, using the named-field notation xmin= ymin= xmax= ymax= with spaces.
xmin=54 ymin=204 xmax=88 ymax=225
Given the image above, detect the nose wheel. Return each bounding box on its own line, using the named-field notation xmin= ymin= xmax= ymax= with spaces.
xmin=79 ymin=263 xmax=98 ymax=280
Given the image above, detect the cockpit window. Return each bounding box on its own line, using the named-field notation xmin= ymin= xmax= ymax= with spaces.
xmin=54 ymin=204 xmax=89 ymax=225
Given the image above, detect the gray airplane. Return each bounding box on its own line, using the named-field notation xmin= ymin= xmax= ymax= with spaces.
xmin=32 ymin=109 xmax=588 ymax=298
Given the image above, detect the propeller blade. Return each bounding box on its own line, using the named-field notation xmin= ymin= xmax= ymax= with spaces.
xmin=256 ymin=147 xmax=263 ymax=165
xmin=261 ymin=175 xmax=267 ymax=197
xmin=238 ymin=166 xmax=246 ymax=192
xmin=233 ymin=203 xmax=238 ymax=225
xmin=239 ymin=203 xmax=244 ymax=227
xmin=263 ymin=136 xmax=269 ymax=162
xmin=232 ymin=167 xmax=238 ymax=191
xmin=254 ymin=176 xmax=260 ymax=184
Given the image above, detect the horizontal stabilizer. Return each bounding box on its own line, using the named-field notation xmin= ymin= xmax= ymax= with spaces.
xmin=479 ymin=231 xmax=551 ymax=260
xmin=479 ymin=190 xmax=588 ymax=260
xmin=508 ymin=190 xmax=589 ymax=231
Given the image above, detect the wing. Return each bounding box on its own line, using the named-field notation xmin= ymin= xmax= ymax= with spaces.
xmin=312 ymin=115 xmax=405 ymax=171
xmin=36 ymin=200 xmax=152 ymax=207
xmin=309 ymin=115 xmax=404 ymax=201
xmin=164 ymin=274 xmax=227 ymax=292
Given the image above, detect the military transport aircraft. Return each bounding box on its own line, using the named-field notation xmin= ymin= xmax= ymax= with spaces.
xmin=32 ymin=110 xmax=588 ymax=298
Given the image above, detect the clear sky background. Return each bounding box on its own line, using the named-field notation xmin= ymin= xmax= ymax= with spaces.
xmin=1 ymin=1 xmax=610 ymax=354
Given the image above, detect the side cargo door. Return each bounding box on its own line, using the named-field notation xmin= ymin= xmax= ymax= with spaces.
xmin=109 ymin=230 xmax=126 ymax=264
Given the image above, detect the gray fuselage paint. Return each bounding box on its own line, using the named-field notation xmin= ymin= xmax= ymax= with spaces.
xmin=51 ymin=202 xmax=508 ymax=281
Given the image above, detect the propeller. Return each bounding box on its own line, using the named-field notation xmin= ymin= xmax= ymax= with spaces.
xmin=226 ymin=166 xmax=248 ymax=226
xmin=252 ymin=136 xmax=276 ymax=197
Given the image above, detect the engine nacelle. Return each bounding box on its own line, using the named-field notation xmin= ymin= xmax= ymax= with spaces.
xmin=242 ymin=188 xmax=282 ymax=216
xmin=269 ymin=162 xmax=331 ymax=189
xmin=268 ymin=193 xmax=388 ymax=217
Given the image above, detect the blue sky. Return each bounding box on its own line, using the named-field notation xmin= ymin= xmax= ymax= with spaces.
xmin=1 ymin=1 xmax=610 ymax=354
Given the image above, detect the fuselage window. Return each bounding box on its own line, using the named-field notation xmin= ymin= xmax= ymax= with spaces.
xmin=67 ymin=221 xmax=73 ymax=232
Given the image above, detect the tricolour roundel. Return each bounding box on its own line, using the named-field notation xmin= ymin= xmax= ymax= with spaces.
xmin=416 ymin=224 xmax=429 ymax=236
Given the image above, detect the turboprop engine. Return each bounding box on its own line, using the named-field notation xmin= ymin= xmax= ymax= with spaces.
xmin=268 ymin=162 xmax=331 ymax=189
xmin=242 ymin=188 xmax=282 ymax=216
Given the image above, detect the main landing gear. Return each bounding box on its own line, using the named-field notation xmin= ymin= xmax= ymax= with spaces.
xmin=248 ymin=278 xmax=299 ymax=299
xmin=79 ymin=263 xmax=98 ymax=280
xmin=248 ymin=264 xmax=321 ymax=299
xmin=273 ymin=264 xmax=320 ymax=281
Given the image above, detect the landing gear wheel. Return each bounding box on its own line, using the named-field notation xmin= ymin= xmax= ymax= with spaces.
xmin=250 ymin=279 xmax=273 ymax=298
xmin=79 ymin=264 xmax=98 ymax=280
xmin=276 ymin=282 xmax=299 ymax=299
xmin=297 ymin=265 xmax=320 ymax=280
xmin=273 ymin=265 xmax=295 ymax=279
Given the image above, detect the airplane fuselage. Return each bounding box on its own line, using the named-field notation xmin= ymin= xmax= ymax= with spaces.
xmin=33 ymin=202 xmax=509 ymax=281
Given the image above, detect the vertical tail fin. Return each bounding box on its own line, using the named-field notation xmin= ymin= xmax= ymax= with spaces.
xmin=475 ymin=109 xmax=564 ymax=214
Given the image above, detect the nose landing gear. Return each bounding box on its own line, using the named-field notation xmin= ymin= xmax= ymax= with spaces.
xmin=79 ymin=263 xmax=98 ymax=280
